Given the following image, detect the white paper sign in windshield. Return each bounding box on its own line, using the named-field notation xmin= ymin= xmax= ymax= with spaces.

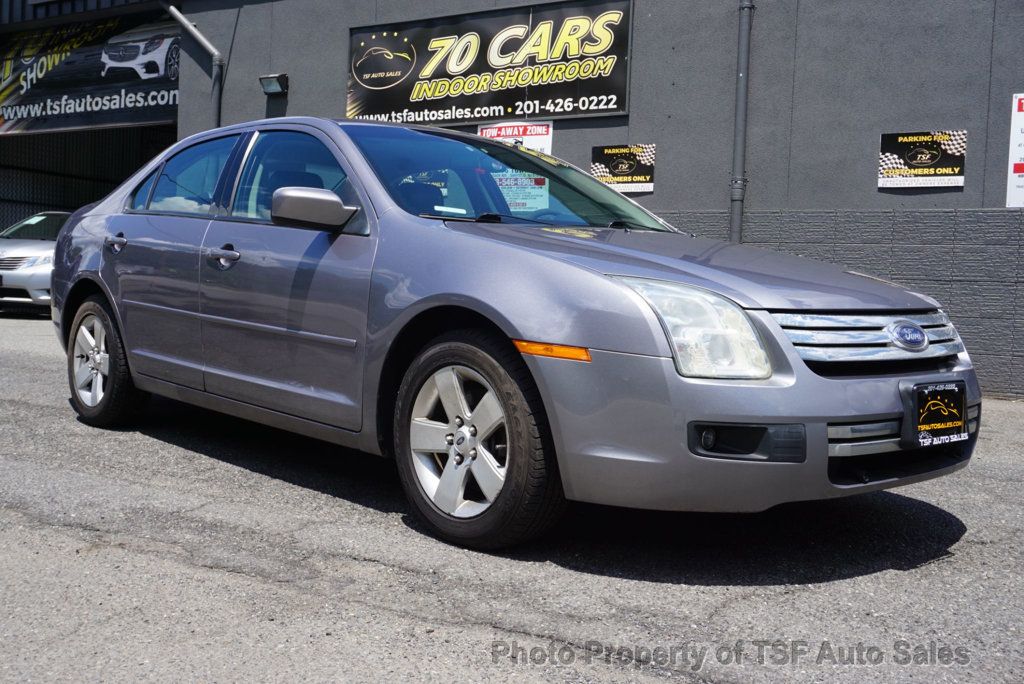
xmin=493 ymin=171 xmax=550 ymax=212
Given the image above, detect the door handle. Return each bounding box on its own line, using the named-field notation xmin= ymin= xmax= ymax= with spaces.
xmin=207 ymin=244 xmax=241 ymax=269
xmin=104 ymin=233 xmax=127 ymax=253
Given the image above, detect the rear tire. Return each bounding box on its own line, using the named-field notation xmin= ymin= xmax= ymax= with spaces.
xmin=66 ymin=295 xmax=146 ymax=427
xmin=394 ymin=329 xmax=565 ymax=549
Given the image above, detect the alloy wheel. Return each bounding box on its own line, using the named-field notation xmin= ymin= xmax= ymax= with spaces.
xmin=166 ymin=44 xmax=180 ymax=80
xmin=408 ymin=365 xmax=509 ymax=518
xmin=72 ymin=314 xmax=109 ymax=407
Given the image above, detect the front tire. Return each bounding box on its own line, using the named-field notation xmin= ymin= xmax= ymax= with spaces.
xmin=394 ymin=330 xmax=565 ymax=549
xmin=66 ymin=295 xmax=146 ymax=427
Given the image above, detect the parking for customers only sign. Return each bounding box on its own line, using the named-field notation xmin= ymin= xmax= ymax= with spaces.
xmin=878 ymin=131 xmax=967 ymax=188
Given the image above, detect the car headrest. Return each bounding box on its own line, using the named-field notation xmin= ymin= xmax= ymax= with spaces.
xmin=267 ymin=170 xmax=324 ymax=192
xmin=395 ymin=182 xmax=444 ymax=215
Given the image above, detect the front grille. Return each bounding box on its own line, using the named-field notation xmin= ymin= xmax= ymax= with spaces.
xmin=826 ymin=404 xmax=979 ymax=485
xmin=0 ymin=287 xmax=30 ymax=299
xmin=105 ymin=44 xmax=141 ymax=62
xmin=771 ymin=310 xmax=964 ymax=376
xmin=0 ymin=257 xmax=28 ymax=270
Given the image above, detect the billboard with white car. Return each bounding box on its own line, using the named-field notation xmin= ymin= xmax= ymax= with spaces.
xmin=0 ymin=14 xmax=178 ymax=134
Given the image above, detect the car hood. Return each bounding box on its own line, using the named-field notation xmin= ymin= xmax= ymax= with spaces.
xmin=107 ymin=22 xmax=178 ymax=44
xmin=0 ymin=239 xmax=56 ymax=258
xmin=451 ymin=223 xmax=938 ymax=311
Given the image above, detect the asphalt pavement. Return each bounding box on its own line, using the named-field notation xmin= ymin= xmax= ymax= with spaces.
xmin=0 ymin=312 xmax=1021 ymax=682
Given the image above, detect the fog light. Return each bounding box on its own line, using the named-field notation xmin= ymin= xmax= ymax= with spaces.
xmin=700 ymin=428 xmax=717 ymax=451
xmin=688 ymin=422 xmax=806 ymax=463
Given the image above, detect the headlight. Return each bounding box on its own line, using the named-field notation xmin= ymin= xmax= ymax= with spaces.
xmin=21 ymin=254 xmax=53 ymax=269
xmin=143 ymin=36 xmax=165 ymax=54
xmin=618 ymin=277 xmax=771 ymax=379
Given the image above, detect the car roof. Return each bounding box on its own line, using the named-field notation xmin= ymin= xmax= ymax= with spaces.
xmin=175 ymin=117 xmax=487 ymax=152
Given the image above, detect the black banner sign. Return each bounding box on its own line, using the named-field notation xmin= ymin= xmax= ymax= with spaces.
xmin=347 ymin=0 xmax=631 ymax=126
xmin=878 ymin=130 xmax=967 ymax=188
xmin=0 ymin=14 xmax=179 ymax=135
xmin=590 ymin=143 xmax=655 ymax=194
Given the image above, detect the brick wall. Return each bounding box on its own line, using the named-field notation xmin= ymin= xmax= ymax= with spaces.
xmin=663 ymin=209 xmax=1023 ymax=398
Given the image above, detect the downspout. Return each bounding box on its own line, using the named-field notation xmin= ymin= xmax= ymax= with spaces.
xmin=728 ymin=0 xmax=756 ymax=244
xmin=161 ymin=2 xmax=224 ymax=128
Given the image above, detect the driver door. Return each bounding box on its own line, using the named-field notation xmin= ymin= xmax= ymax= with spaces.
xmin=199 ymin=127 xmax=375 ymax=431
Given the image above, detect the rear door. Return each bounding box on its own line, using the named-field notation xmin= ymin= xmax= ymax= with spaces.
xmin=104 ymin=134 xmax=241 ymax=389
xmin=198 ymin=126 xmax=376 ymax=430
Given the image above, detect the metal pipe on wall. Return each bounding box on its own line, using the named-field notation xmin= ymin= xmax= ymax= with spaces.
xmin=161 ymin=2 xmax=224 ymax=128
xmin=728 ymin=0 xmax=756 ymax=244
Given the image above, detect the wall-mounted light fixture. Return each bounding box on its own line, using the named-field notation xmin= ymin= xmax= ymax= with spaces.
xmin=259 ymin=73 xmax=289 ymax=95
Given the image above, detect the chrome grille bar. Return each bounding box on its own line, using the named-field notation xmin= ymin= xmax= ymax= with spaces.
xmin=827 ymin=404 xmax=979 ymax=457
xmin=0 ymin=257 xmax=29 ymax=270
xmin=772 ymin=311 xmax=950 ymax=328
xmin=798 ymin=341 xmax=964 ymax=362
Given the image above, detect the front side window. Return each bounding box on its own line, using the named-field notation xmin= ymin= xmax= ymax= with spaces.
xmin=149 ymin=135 xmax=238 ymax=215
xmin=231 ymin=131 xmax=355 ymax=221
xmin=341 ymin=124 xmax=674 ymax=232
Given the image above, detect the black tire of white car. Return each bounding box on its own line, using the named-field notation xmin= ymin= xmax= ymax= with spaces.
xmin=66 ymin=295 xmax=147 ymax=427
xmin=394 ymin=330 xmax=565 ymax=549
xmin=165 ymin=42 xmax=180 ymax=81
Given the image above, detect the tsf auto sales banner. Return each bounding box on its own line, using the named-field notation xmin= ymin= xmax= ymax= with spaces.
xmin=0 ymin=14 xmax=179 ymax=135
xmin=347 ymin=0 xmax=631 ymax=126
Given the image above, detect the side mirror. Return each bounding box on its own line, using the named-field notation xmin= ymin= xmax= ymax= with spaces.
xmin=271 ymin=186 xmax=358 ymax=231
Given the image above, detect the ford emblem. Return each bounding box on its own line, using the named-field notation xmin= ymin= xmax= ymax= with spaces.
xmin=887 ymin=320 xmax=929 ymax=351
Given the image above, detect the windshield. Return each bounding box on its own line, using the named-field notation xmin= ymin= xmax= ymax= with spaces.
xmin=0 ymin=213 xmax=69 ymax=240
xmin=341 ymin=124 xmax=674 ymax=232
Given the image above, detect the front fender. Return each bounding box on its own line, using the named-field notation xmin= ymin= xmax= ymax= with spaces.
xmin=356 ymin=214 xmax=672 ymax=453
xmin=367 ymin=215 xmax=671 ymax=356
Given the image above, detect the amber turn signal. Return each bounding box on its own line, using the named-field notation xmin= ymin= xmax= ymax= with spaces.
xmin=513 ymin=340 xmax=592 ymax=362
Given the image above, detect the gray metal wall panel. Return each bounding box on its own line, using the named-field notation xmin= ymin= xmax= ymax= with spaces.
xmin=0 ymin=126 xmax=175 ymax=228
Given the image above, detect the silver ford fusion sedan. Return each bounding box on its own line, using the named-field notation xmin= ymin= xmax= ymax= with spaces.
xmin=0 ymin=211 xmax=70 ymax=309
xmin=51 ymin=117 xmax=980 ymax=548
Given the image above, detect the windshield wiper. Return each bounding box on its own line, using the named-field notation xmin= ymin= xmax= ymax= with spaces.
xmin=417 ymin=212 xmax=554 ymax=225
xmin=605 ymin=219 xmax=662 ymax=231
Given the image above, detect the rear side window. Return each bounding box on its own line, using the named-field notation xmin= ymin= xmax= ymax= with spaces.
xmin=130 ymin=170 xmax=157 ymax=210
xmin=231 ymin=131 xmax=353 ymax=220
xmin=149 ymin=135 xmax=238 ymax=216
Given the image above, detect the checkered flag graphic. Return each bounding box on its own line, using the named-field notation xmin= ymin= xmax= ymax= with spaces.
xmin=878 ymin=152 xmax=908 ymax=177
xmin=932 ymin=130 xmax=967 ymax=156
xmin=636 ymin=144 xmax=656 ymax=166
xmin=590 ymin=162 xmax=611 ymax=177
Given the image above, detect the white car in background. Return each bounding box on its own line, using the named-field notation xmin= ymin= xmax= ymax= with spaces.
xmin=0 ymin=212 xmax=70 ymax=310
xmin=100 ymin=21 xmax=180 ymax=81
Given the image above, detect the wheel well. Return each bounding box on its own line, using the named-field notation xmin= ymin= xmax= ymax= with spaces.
xmin=62 ymin=279 xmax=106 ymax=344
xmin=375 ymin=306 xmax=520 ymax=456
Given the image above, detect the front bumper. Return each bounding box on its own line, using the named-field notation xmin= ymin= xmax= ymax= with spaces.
xmin=101 ymin=51 xmax=162 ymax=79
xmin=0 ymin=266 xmax=52 ymax=306
xmin=526 ymin=313 xmax=980 ymax=512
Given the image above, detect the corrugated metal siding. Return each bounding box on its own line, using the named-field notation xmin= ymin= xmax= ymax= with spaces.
xmin=0 ymin=125 xmax=175 ymax=228
xmin=1 ymin=0 xmax=155 ymax=27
